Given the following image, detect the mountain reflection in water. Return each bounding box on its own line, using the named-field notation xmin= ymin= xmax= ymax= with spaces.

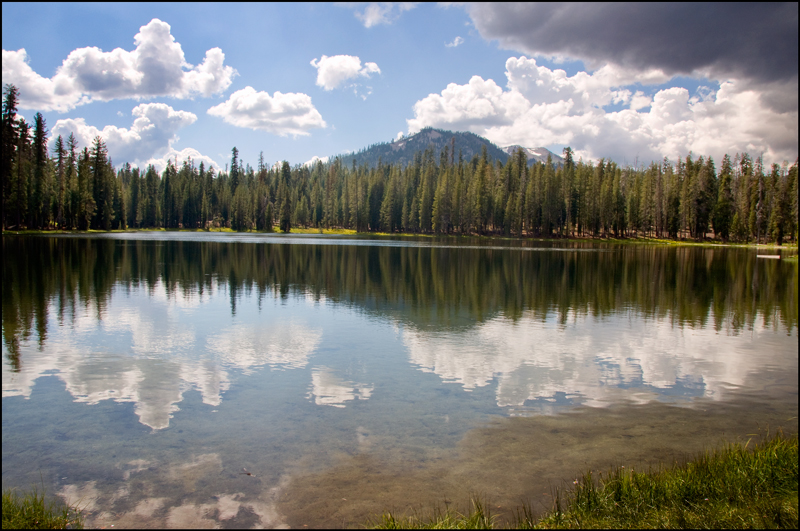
xmin=1 ymin=234 xmax=797 ymax=528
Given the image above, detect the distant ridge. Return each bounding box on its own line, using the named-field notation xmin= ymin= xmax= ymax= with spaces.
xmin=333 ymin=128 xmax=562 ymax=168
xmin=501 ymin=145 xmax=564 ymax=165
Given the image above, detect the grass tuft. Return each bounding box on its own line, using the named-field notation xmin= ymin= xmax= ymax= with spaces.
xmin=534 ymin=430 xmax=798 ymax=529
xmin=371 ymin=496 xmax=495 ymax=529
xmin=2 ymin=485 xmax=84 ymax=529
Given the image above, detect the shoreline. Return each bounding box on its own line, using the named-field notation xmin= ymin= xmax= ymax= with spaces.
xmin=2 ymin=227 xmax=798 ymax=251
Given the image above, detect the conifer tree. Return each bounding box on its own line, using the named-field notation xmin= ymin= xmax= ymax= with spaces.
xmin=53 ymin=135 xmax=66 ymax=228
xmin=367 ymin=167 xmax=384 ymax=231
xmin=279 ymin=161 xmax=292 ymax=232
xmin=732 ymin=153 xmax=752 ymax=240
xmin=112 ymin=168 xmax=125 ymax=230
xmin=349 ymin=160 xmax=360 ymax=231
xmin=381 ymin=165 xmax=398 ymax=232
xmin=89 ymin=136 xmax=114 ymax=229
xmin=31 ymin=112 xmax=49 ymax=228
xmin=790 ymin=160 xmax=798 ymax=241
xmin=64 ymin=133 xmax=78 ymax=228
xmin=712 ymin=154 xmax=734 ymax=240
xmin=128 ymin=166 xmax=140 ymax=228
xmin=324 ymin=161 xmax=337 ymax=228
xmin=229 ymin=147 xmax=239 ymax=193
xmin=231 ymin=183 xmax=248 ymax=231
xmin=11 ymin=119 xmax=30 ymax=228
xmin=679 ymin=155 xmax=696 ymax=238
xmin=749 ymin=156 xmax=766 ymax=243
xmin=418 ymin=148 xmax=435 ymax=232
xmin=452 ymin=150 xmax=466 ymax=234
xmin=472 ymin=147 xmax=490 ymax=234
xmin=693 ymin=156 xmax=716 ymax=239
xmin=77 ymin=147 xmax=95 ymax=230
xmin=293 ymin=194 xmax=307 ymax=228
xmin=767 ymin=163 xmax=790 ymax=245
xmin=665 ymin=161 xmax=681 ymax=239
xmin=1 ymin=84 xmax=21 ymax=228
xmin=311 ymin=177 xmax=323 ymax=228
xmin=562 ymin=147 xmax=574 ymax=236
xmin=432 ymin=165 xmax=452 ymax=234
xmin=525 ymin=161 xmax=541 ymax=236
xmin=611 ymin=166 xmax=625 ymax=237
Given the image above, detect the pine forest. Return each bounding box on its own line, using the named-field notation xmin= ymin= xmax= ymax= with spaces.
xmin=2 ymin=84 xmax=797 ymax=244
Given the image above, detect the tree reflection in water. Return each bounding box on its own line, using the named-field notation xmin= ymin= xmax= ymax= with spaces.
xmin=3 ymin=235 xmax=796 ymax=372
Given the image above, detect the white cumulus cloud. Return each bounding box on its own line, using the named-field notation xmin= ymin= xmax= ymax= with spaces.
xmin=629 ymin=91 xmax=652 ymax=111
xmin=445 ymin=36 xmax=464 ymax=48
xmin=303 ymin=155 xmax=329 ymax=167
xmin=407 ymin=57 xmax=798 ymax=165
xmin=350 ymin=2 xmax=418 ymax=27
xmin=310 ymin=55 xmax=380 ymax=91
xmin=207 ymin=86 xmax=326 ymax=137
xmin=146 ymin=147 xmax=222 ymax=174
xmin=407 ymin=75 xmax=530 ymax=132
xmin=2 ymin=18 xmax=236 ymax=112
xmin=50 ymin=103 xmax=219 ymax=171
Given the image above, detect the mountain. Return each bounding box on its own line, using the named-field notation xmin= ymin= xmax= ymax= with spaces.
xmin=502 ymin=145 xmax=564 ymax=165
xmin=333 ymin=128 xmax=562 ymax=168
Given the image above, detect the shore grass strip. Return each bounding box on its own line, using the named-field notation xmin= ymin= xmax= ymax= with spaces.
xmin=371 ymin=497 xmax=496 ymax=529
xmin=371 ymin=431 xmax=798 ymax=529
xmin=1 ymin=486 xmax=84 ymax=529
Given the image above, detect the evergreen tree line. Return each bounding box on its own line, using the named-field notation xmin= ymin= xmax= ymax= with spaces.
xmin=3 ymin=84 xmax=798 ymax=243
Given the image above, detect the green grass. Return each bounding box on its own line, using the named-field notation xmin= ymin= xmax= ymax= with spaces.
xmin=370 ymin=497 xmax=496 ymax=529
xmin=2 ymin=486 xmax=84 ymax=529
xmin=371 ymin=431 xmax=798 ymax=529
xmin=284 ymin=226 xmax=358 ymax=235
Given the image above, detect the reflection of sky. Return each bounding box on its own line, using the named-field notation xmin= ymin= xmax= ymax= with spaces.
xmin=2 ymin=278 xmax=324 ymax=429
xmin=2 ymin=274 xmax=797 ymax=430
xmin=403 ymin=310 xmax=797 ymax=411
xmin=57 ymin=452 xmax=289 ymax=528
xmin=208 ymin=323 xmax=322 ymax=372
xmin=308 ymin=366 xmax=373 ymax=408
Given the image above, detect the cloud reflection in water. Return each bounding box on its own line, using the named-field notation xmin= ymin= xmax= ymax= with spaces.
xmin=403 ymin=310 xmax=790 ymax=411
xmin=2 ymin=280 xmax=323 ymax=429
xmin=307 ymin=366 xmax=374 ymax=407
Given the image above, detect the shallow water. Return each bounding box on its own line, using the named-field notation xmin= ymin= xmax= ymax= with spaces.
xmin=2 ymin=233 xmax=797 ymax=528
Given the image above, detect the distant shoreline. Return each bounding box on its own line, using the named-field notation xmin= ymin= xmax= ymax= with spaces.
xmin=3 ymin=227 xmax=798 ymax=251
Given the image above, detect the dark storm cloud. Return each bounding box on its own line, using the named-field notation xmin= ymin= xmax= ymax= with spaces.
xmin=468 ymin=3 xmax=798 ymax=83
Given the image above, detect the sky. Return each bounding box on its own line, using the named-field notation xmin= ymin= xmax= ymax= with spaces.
xmin=2 ymin=2 xmax=797 ymax=173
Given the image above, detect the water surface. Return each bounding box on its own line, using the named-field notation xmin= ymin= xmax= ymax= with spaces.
xmin=2 ymin=233 xmax=797 ymax=527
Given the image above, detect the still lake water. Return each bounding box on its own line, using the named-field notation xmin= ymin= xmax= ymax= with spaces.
xmin=2 ymin=233 xmax=797 ymax=528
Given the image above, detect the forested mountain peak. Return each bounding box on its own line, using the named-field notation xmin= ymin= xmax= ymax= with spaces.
xmin=338 ymin=127 xmax=551 ymax=168
xmin=502 ymin=145 xmax=564 ymax=165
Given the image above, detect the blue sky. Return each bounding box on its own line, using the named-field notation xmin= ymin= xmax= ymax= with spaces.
xmin=3 ymin=3 xmax=797 ymax=172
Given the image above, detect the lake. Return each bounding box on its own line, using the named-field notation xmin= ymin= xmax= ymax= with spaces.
xmin=2 ymin=232 xmax=797 ymax=528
